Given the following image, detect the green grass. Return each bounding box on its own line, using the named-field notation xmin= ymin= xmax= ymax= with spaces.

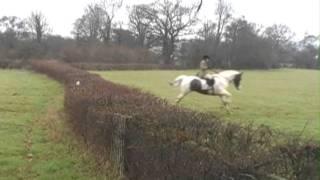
xmin=1 ymin=69 xmax=317 ymax=179
xmin=95 ymin=69 xmax=320 ymax=139
xmin=0 ymin=70 xmax=106 ymax=180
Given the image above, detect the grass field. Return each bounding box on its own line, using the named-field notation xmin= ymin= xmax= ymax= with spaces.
xmin=0 ymin=69 xmax=318 ymax=179
xmin=95 ymin=69 xmax=320 ymax=139
xmin=0 ymin=70 xmax=104 ymax=179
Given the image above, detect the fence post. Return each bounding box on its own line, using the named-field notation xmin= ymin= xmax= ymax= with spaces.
xmin=111 ymin=113 xmax=129 ymax=178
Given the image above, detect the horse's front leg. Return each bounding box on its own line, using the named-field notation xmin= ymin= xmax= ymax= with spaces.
xmin=219 ymin=95 xmax=231 ymax=113
xmin=218 ymin=89 xmax=232 ymax=113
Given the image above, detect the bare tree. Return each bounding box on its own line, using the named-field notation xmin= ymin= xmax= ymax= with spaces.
xmin=150 ymin=0 xmax=198 ymax=64
xmin=264 ymin=24 xmax=295 ymax=47
xmin=263 ymin=24 xmax=295 ymax=67
xmin=214 ymin=0 xmax=231 ymax=51
xmin=99 ymin=0 xmax=123 ymax=43
xmin=72 ymin=0 xmax=122 ymax=43
xmin=198 ymin=21 xmax=216 ymax=41
xmin=28 ymin=11 xmax=50 ymax=43
xmin=113 ymin=21 xmax=127 ymax=45
xmin=295 ymin=35 xmax=319 ymax=68
xmin=73 ymin=5 xmax=99 ymax=42
xmin=128 ymin=4 xmax=155 ymax=47
xmin=0 ymin=16 xmax=29 ymax=48
xmin=76 ymin=4 xmax=103 ymax=42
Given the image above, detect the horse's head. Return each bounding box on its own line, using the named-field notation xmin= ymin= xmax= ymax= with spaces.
xmin=233 ymin=72 xmax=243 ymax=90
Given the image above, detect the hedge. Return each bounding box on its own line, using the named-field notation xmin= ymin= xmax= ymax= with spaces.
xmin=31 ymin=60 xmax=319 ymax=180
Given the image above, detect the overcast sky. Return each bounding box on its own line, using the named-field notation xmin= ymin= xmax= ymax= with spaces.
xmin=0 ymin=0 xmax=319 ymax=41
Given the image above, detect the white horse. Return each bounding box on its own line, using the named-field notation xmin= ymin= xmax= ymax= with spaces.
xmin=170 ymin=70 xmax=243 ymax=111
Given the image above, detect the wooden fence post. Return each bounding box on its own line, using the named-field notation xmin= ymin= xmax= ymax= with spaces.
xmin=111 ymin=113 xmax=129 ymax=178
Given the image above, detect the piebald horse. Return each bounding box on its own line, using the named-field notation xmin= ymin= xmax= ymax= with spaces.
xmin=170 ymin=70 xmax=243 ymax=111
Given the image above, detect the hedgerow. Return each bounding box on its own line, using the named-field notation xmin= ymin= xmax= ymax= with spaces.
xmin=31 ymin=60 xmax=319 ymax=180
xmin=70 ymin=62 xmax=178 ymax=71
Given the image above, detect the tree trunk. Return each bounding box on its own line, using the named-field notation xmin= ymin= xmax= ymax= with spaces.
xmin=162 ymin=36 xmax=171 ymax=64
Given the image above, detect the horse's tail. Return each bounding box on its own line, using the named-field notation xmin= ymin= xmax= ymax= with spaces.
xmin=169 ymin=75 xmax=184 ymax=87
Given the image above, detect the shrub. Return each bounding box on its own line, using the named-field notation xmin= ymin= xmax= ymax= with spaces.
xmin=31 ymin=60 xmax=319 ymax=180
xmin=0 ymin=59 xmax=29 ymax=69
xmin=62 ymin=44 xmax=155 ymax=64
xmin=70 ymin=62 xmax=178 ymax=70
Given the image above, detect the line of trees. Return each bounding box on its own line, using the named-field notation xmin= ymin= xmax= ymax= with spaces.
xmin=0 ymin=12 xmax=70 ymax=61
xmin=183 ymin=18 xmax=319 ymax=69
xmin=0 ymin=0 xmax=319 ymax=69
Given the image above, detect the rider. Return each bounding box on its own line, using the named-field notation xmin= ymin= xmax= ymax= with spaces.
xmin=199 ymin=55 xmax=210 ymax=78
xmin=199 ymin=55 xmax=215 ymax=94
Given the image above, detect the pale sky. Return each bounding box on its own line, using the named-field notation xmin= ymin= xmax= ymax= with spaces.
xmin=0 ymin=0 xmax=319 ymax=41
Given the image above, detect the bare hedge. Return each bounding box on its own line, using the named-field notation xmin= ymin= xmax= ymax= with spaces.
xmin=31 ymin=60 xmax=319 ymax=180
xmin=70 ymin=62 xmax=178 ymax=71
